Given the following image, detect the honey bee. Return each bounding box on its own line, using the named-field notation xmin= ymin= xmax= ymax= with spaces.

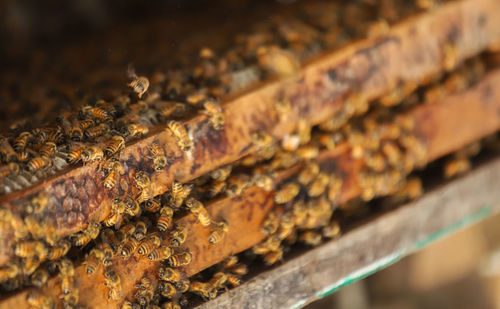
xmin=261 ymin=212 xmax=280 ymax=236
xmin=26 ymin=292 xmax=54 ymax=309
xmin=104 ymin=267 xmax=122 ymax=300
xmin=159 ymin=281 xmax=177 ymax=299
xmin=15 ymin=240 xmax=47 ymax=258
xmin=125 ymin=196 xmax=142 ymax=217
xmin=209 ymin=272 xmax=227 ymax=291
xmin=149 ymin=142 xmax=168 ymax=171
xmin=253 ymin=235 xmax=281 ymax=255
xmin=14 ymin=132 xmax=32 ymax=151
xmin=85 ymin=247 xmax=105 ymax=275
xmin=175 ymin=279 xmax=190 ymax=293
xmin=202 ymin=100 xmax=225 ymax=130
xmin=185 ymin=197 xmax=211 ymax=227
xmin=101 ymin=229 xmax=120 ymax=253
xmin=84 ymin=123 xmax=111 ymax=140
xmin=105 ymin=136 xmax=125 ymax=156
xmin=382 ymin=141 xmax=403 ymax=168
xmin=104 ymin=161 xmax=125 ymax=190
xmin=148 ymin=246 xmax=172 ymax=261
xmin=157 ymin=206 xmax=174 ymax=232
xmin=443 ymin=43 xmax=458 ymax=71
xmin=170 ymin=181 xmax=192 ymax=208
xmin=299 ymin=231 xmax=323 ymax=246
xmin=126 ymin=123 xmax=149 ymax=138
xmin=28 ymin=194 xmax=48 ymax=214
xmin=135 ymin=277 xmax=154 ymax=305
xmin=277 ymin=213 xmax=295 ymax=240
xmin=82 ymin=105 xmax=112 ymax=122
xmin=170 ymin=225 xmax=187 ymax=247
xmin=0 ymin=162 xmax=19 ymax=178
xmin=308 ymin=173 xmax=330 ymax=197
xmin=31 ymin=268 xmax=49 ymax=287
xmin=168 ymin=252 xmax=192 ymax=267
xmin=189 ymin=281 xmax=216 ymax=300
xmin=222 ymin=255 xmax=239 ymax=268
xmin=298 ymin=163 xmax=319 ymax=186
xmin=47 ymin=240 xmax=71 ymax=260
xmin=229 ymin=264 xmax=248 ymax=276
xmin=295 ymin=145 xmax=319 ymax=160
xmin=444 ymin=157 xmax=470 ymax=178
xmin=226 ymin=174 xmax=252 ymax=196
xmin=81 ymin=146 xmax=104 ymax=164
xmin=120 ymin=238 xmax=139 ymax=258
xmin=73 ymin=222 xmax=100 ymax=246
xmin=210 ymin=165 xmax=232 ymax=181
xmin=274 ymin=182 xmax=300 ymax=204
xmin=122 ymin=300 xmax=138 ymax=309
xmin=66 ymin=144 xmax=84 ymax=163
xmin=63 ymin=289 xmax=80 ymax=308
xmin=256 ymin=45 xmax=299 ymax=77
xmin=226 ymin=273 xmax=241 ymax=287
xmin=137 ymin=234 xmax=161 ymax=255
xmin=209 ymin=220 xmax=228 ymax=245
xmin=167 ymin=121 xmax=192 ymax=152
xmin=0 ymin=264 xmax=19 ymax=281
xmin=27 ymin=156 xmax=51 ymax=172
xmin=117 ymin=223 xmax=136 ymax=241
xmin=22 ymin=256 xmax=41 ymax=275
xmin=144 ymin=197 xmax=161 ymax=212
xmin=161 ymin=301 xmax=181 ymax=309
xmin=159 ymin=267 xmax=182 ymax=283
xmin=281 ymin=134 xmax=300 ymax=151
xmin=134 ymin=172 xmax=152 ymax=201
xmin=134 ymin=221 xmax=148 ymax=241
xmin=253 ymin=174 xmax=274 ymax=191
xmin=39 ymin=142 xmax=57 ymax=158
xmin=322 ymin=220 xmax=341 ymax=239
xmin=207 ymin=180 xmax=226 ymax=198
xmin=127 ymin=66 xmax=150 ymax=99
xmin=263 ymin=248 xmax=283 ymax=265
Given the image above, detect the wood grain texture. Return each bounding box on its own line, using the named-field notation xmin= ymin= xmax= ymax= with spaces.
xmin=3 ymin=66 xmax=500 ymax=309
xmin=198 ymin=156 xmax=500 ymax=309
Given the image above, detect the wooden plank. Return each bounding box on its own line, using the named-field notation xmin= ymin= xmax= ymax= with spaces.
xmin=1 ymin=0 xmax=500 ymax=268
xmin=3 ymin=65 xmax=500 ymax=309
xmin=198 ymin=156 xmax=500 ymax=309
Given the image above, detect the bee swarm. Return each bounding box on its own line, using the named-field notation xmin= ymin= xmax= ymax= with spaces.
xmin=1 ymin=0 xmax=500 ymax=308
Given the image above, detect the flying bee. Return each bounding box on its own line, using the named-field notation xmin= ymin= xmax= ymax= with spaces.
xmin=73 ymin=222 xmax=100 ymax=246
xmin=148 ymin=246 xmax=172 ymax=261
xmin=299 ymin=231 xmax=323 ymax=246
xmin=31 ymin=268 xmax=49 ymax=287
xmin=444 ymin=157 xmax=470 ymax=178
xmin=149 ymin=142 xmax=168 ymax=171
xmin=133 ymin=221 xmax=148 ymax=241
xmin=274 ymin=182 xmax=300 ymax=204
xmin=14 ymin=132 xmax=32 ymax=151
xmin=26 ymin=292 xmax=54 ymax=309
xmin=120 ymin=238 xmax=138 ymax=257
xmin=189 ymin=281 xmax=215 ymax=300
xmin=127 ymin=67 xmax=150 ymax=99
xmin=28 ymin=194 xmax=48 ymax=214
xmin=209 ymin=220 xmax=228 ymax=245
xmin=222 ymin=255 xmax=239 ymax=268
xmin=82 ymin=105 xmax=112 ymax=122
xmin=159 ymin=281 xmax=177 ymax=299
xmin=229 ymin=264 xmax=248 ymax=276
xmin=159 ymin=267 xmax=182 ymax=283
xmin=168 ymin=252 xmax=192 ymax=267
xmin=27 ymin=156 xmax=51 ymax=172
xmin=143 ymin=198 xmax=161 ymax=212
xmin=39 ymin=142 xmax=57 ymax=158
xmin=104 ymin=268 xmax=122 ymax=301
xmin=210 ymin=165 xmax=232 ymax=181
xmin=170 ymin=181 xmax=192 ymax=208
xmin=81 ymin=146 xmax=104 ymax=164
xmin=47 ymin=240 xmax=71 ymax=260
xmin=170 ymin=225 xmax=187 ymax=247
xmin=137 ymin=234 xmax=161 ymax=255
xmin=202 ymin=100 xmax=225 ymax=130
xmin=185 ymin=197 xmax=211 ymax=227
xmin=158 ymin=206 xmax=174 ymax=232
xmin=256 ymin=45 xmax=300 ymax=77
xmin=85 ymin=247 xmax=105 ymax=275
xmin=307 ymin=173 xmax=330 ymax=197
xmin=104 ymin=136 xmax=125 ymax=157
xmin=167 ymin=121 xmax=192 ymax=151
xmin=84 ymin=123 xmax=111 ymax=140
xmin=126 ymin=123 xmax=149 ymax=138
xmin=226 ymin=273 xmax=241 ymax=287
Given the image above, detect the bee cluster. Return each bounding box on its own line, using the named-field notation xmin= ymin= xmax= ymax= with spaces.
xmin=0 ymin=0 xmax=482 ymax=308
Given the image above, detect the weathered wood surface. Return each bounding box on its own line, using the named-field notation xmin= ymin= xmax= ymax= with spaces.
xmin=1 ymin=0 xmax=500 ymax=268
xmin=3 ymin=66 xmax=500 ymax=308
xmin=198 ymin=156 xmax=500 ymax=309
